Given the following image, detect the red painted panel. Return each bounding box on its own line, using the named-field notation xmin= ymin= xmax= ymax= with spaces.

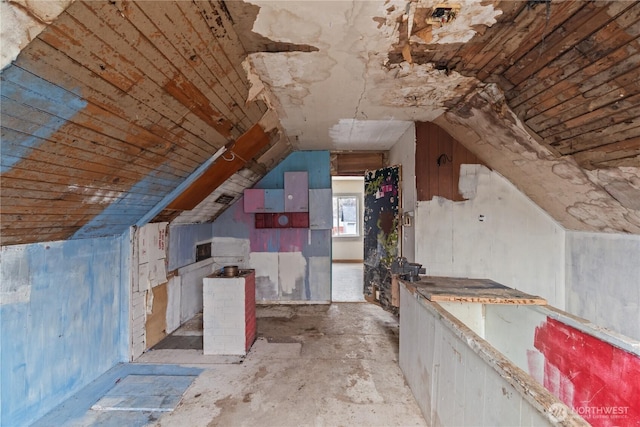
xmin=274 ymin=213 xmax=291 ymax=228
xmin=255 ymin=213 xmax=275 ymax=228
xmin=290 ymin=212 xmax=309 ymax=228
xmin=534 ymin=317 xmax=640 ymax=426
xmin=244 ymin=272 xmax=256 ymax=351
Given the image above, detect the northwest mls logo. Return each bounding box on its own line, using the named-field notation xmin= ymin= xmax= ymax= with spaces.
xmin=548 ymin=403 xmax=569 ymax=423
xmin=576 ymin=405 xmax=630 ymax=420
xmin=548 ymin=402 xmax=630 ymax=423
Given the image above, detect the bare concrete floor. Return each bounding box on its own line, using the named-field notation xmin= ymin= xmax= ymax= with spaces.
xmin=331 ymin=263 xmax=366 ymax=302
xmin=145 ymin=303 xmax=427 ymax=427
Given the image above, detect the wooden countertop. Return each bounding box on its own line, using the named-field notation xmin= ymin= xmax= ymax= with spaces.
xmin=401 ymin=276 xmax=547 ymax=305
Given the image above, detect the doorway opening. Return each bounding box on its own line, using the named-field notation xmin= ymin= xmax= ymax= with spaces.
xmin=331 ymin=176 xmax=365 ymax=302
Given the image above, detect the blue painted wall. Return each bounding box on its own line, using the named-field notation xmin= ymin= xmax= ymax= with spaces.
xmin=168 ymin=152 xmax=332 ymax=273
xmin=0 ymin=231 xmax=131 ymax=426
xmin=71 ymin=165 xmax=179 ymax=240
xmin=168 ymin=223 xmax=214 ymax=271
xmin=254 ymin=151 xmax=331 ymax=190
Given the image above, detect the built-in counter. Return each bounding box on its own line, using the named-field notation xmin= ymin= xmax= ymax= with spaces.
xmin=399 ymin=277 xmax=639 ymax=427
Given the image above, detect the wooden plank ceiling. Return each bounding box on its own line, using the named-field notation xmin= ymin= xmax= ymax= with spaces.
xmin=393 ymin=0 xmax=640 ymax=170
xmin=0 ymin=0 xmax=290 ymax=246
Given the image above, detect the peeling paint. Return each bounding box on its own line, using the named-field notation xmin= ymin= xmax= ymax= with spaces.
xmin=0 ymin=234 xmax=129 ymax=426
xmin=72 ymin=165 xmax=178 ymax=239
xmin=278 ymin=252 xmax=306 ymax=295
xmin=329 ymin=119 xmax=412 ymax=149
xmin=438 ymin=83 xmax=640 ymax=233
xmin=1 ymin=66 xmax=87 ymax=173
xmin=458 ymin=164 xmax=481 ymax=200
xmin=0 ymin=0 xmax=74 ymax=70
xmin=409 ymin=1 xmax=502 ymax=45
xmin=243 ymin=0 xmax=476 ymax=149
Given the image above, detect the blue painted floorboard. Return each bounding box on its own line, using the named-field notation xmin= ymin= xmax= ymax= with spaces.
xmin=32 ymin=364 xmax=203 ymax=427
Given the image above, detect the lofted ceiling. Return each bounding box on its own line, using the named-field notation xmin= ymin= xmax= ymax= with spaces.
xmin=1 ymin=0 xmax=639 ymax=246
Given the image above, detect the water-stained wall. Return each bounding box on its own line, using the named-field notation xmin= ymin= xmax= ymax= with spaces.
xmin=0 ymin=231 xmax=131 ymax=426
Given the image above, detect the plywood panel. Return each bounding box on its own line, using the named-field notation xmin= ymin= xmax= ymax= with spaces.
xmin=412 ymin=276 xmax=547 ymax=305
xmin=146 ymin=282 xmax=169 ymax=349
xmin=335 ymin=152 xmax=385 ymax=175
xmin=416 ymin=122 xmax=485 ymax=202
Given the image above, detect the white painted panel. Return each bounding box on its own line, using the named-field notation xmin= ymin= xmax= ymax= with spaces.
xmin=203 ymin=276 xmax=248 ymax=355
xmin=278 ymin=252 xmax=307 ymax=296
xmin=250 ymin=252 xmax=279 ymax=300
xmin=179 ymin=259 xmax=216 ymax=324
xmin=389 ymin=123 xmax=416 ymax=261
xmin=484 ymin=305 xmax=547 ymax=375
xmin=566 ymin=231 xmax=640 ymax=341
xmin=309 ymin=189 xmax=332 ymax=229
xmin=415 ymin=198 xmax=454 ymax=271
xmin=438 ymin=301 xmax=485 ymax=338
xmin=166 ymin=276 xmax=181 ymax=334
xmin=415 ymin=166 xmax=565 ymax=308
xmin=211 ymin=237 xmax=250 ymax=259
xmin=309 ymin=256 xmax=331 ymax=301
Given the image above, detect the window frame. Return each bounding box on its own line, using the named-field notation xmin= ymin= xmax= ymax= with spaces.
xmin=332 ymin=194 xmax=361 ymax=238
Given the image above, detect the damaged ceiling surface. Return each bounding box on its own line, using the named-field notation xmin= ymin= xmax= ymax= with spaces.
xmin=1 ymin=0 xmax=639 ymax=245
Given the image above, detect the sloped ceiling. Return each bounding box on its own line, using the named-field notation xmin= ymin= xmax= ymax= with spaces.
xmin=1 ymin=0 xmax=639 ymax=246
xmin=1 ymin=0 xmax=292 ymax=245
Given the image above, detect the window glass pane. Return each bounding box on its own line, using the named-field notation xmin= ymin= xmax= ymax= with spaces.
xmin=332 ymin=195 xmax=359 ymax=237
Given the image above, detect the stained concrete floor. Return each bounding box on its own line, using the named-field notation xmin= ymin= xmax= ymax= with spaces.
xmin=36 ymin=303 xmax=427 ymax=426
xmin=331 ymin=262 xmax=366 ymax=302
xmin=145 ymin=303 xmax=427 ymax=427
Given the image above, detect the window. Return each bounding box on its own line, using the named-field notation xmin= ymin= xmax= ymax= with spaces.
xmin=332 ymin=195 xmax=359 ymax=237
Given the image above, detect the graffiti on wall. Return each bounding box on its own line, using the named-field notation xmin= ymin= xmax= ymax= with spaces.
xmin=363 ymin=165 xmax=400 ymax=310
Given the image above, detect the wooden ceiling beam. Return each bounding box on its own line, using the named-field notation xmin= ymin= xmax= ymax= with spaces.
xmin=166 ymin=123 xmax=272 ymax=211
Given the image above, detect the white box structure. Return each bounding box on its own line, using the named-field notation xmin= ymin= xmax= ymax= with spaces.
xmin=203 ymin=270 xmax=256 ymax=355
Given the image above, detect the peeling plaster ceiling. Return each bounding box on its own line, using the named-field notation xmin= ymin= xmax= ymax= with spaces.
xmin=0 ymin=0 xmax=74 ymax=69
xmin=1 ymin=0 xmax=639 ymax=245
xmin=232 ymin=0 xmax=640 ymax=233
xmin=239 ymin=0 xmax=480 ymax=149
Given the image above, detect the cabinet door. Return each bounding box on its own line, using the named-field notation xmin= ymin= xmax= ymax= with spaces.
xmin=309 ymin=189 xmax=332 ymax=229
xmin=284 ymin=171 xmax=309 ymax=212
